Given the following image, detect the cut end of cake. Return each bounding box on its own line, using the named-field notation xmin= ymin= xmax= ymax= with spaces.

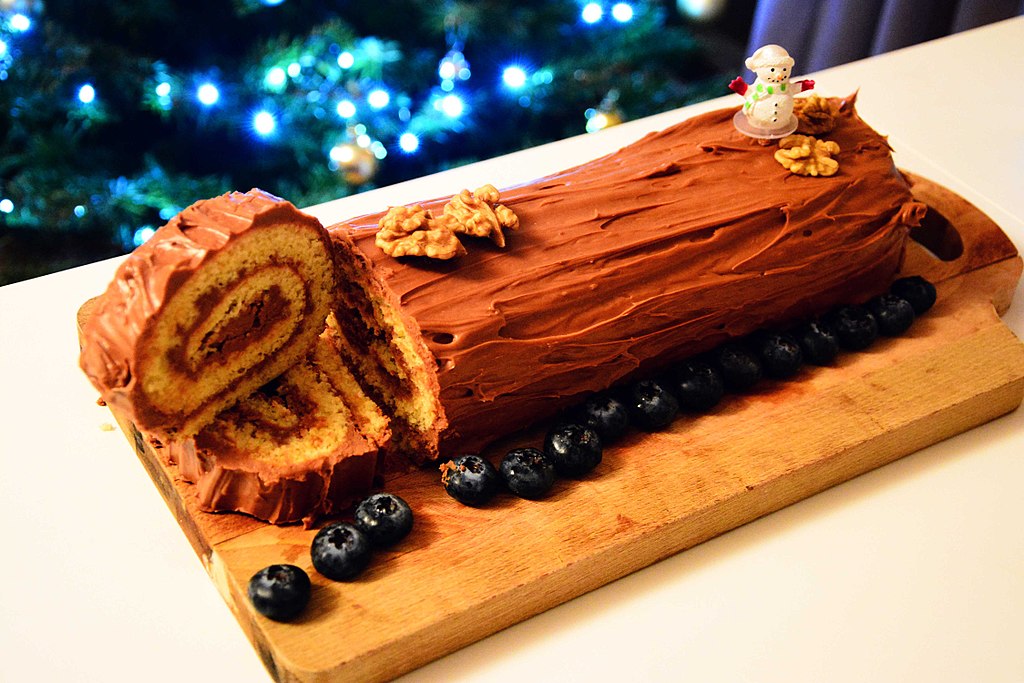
xmin=79 ymin=189 xmax=338 ymax=442
xmin=322 ymin=230 xmax=448 ymax=471
xmin=171 ymin=329 xmax=391 ymax=526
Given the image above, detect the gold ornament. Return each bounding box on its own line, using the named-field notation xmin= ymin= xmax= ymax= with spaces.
xmin=333 ymin=143 xmax=378 ymax=186
xmin=586 ymin=106 xmax=624 ymax=133
xmin=600 ymin=108 xmax=623 ymax=127
xmin=586 ymin=90 xmax=625 ymax=133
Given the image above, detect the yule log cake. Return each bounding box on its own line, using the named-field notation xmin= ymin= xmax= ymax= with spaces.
xmin=327 ymin=95 xmax=926 ymax=462
xmin=79 ymin=95 xmax=926 ymax=522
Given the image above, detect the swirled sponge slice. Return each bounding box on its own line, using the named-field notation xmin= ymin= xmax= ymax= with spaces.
xmin=168 ymin=326 xmax=391 ymax=526
xmin=79 ymin=189 xmax=337 ymax=441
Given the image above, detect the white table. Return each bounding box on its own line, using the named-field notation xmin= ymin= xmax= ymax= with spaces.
xmin=2 ymin=18 xmax=1022 ymax=682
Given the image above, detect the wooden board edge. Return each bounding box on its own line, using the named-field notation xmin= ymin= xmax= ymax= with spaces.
xmin=899 ymin=170 xmax=1021 ymax=306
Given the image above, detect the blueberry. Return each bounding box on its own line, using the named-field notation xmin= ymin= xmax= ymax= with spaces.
xmin=714 ymin=343 xmax=762 ymax=392
xmin=827 ymin=305 xmax=879 ymax=351
xmin=310 ymin=522 xmax=372 ymax=581
xmin=440 ymin=454 xmax=500 ymax=506
xmin=890 ymin=275 xmax=936 ymax=315
xmin=868 ymin=294 xmax=915 ymax=336
xmin=544 ymin=423 xmax=603 ymax=477
xmin=500 ymin=447 xmax=556 ymax=499
xmin=754 ymin=331 xmax=803 ymax=379
xmin=624 ymin=379 xmax=679 ymax=430
xmin=797 ymin=319 xmax=840 ymax=366
xmin=353 ymin=493 xmax=413 ymax=547
xmin=247 ymin=564 xmax=311 ymax=622
xmin=671 ymin=360 xmax=724 ymax=412
xmin=577 ymin=393 xmax=629 ymax=442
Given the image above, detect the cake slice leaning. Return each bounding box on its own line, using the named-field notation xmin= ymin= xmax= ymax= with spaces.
xmin=325 ymin=230 xmax=447 ymax=470
xmin=168 ymin=325 xmax=391 ymax=526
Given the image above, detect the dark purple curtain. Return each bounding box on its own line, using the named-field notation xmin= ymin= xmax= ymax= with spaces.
xmin=746 ymin=0 xmax=1023 ymax=72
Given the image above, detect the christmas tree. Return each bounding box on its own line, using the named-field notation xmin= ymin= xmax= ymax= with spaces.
xmin=0 ymin=0 xmax=751 ymax=285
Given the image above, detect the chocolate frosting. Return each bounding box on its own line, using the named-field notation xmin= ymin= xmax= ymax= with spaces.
xmin=331 ymin=98 xmax=926 ymax=455
xmin=169 ymin=423 xmax=379 ymax=528
xmin=79 ymin=189 xmax=333 ymax=439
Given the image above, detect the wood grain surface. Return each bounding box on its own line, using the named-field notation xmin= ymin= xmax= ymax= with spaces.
xmin=80 ymin=173 xmax=1024 ymax=682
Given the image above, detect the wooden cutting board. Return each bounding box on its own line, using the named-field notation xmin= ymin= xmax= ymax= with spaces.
xmin=79 ymin=173 xmax=1024 ymax=682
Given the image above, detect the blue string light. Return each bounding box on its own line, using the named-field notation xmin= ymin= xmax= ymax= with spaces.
xmin=153 ymin=80 xmax=173 ymax=110
xmin=611 ymin=3 xmax=634 ymax=22
xmin=337 ymin=51 xmax=354 ymax=69
xmin=370 ymin=140 xmax=387 ymax=160
xmin=438 ymin=59 xmax=457 ymax=81
xmin=9 ymin=14 xmax=32 ymax=33
xmin=502 ymin=66 xmax=528 ymax=90
xmin=367 ymin=88 xmax=390 ymax=109
xmin=399 ymin=132 xmax=420 ymax=153
xmin=438 ymin=93 xmax=464 ymax=118
xmin=252 ymin=110 xmax=277 ymax=137
xmin=77 ymin=84 xmax=96 ymax=104
xmin=196 ymin=82 xmax=220 ymax=106
xmin=438 ymin=49 xmax=470 ymax=85
xmin=336 ymin=99 xmax=356 ymax=118
xmin=0 ymin=198 xmax=14 ymax=213
xmin=133 ymin=226 xmax=156 ymax=246
xmin=581 ymin=3 xmax=603 ymax=24
xmin=264 ymin=67 xmax=286 ymax=89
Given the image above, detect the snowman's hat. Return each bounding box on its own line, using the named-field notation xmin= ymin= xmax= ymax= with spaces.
xmin=745 ymin=44 xmax=794 ymax=71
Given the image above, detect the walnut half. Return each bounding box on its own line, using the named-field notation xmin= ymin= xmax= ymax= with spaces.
xmin=376 ymin=205 xmax=467 ymax=259
xmin=794 ymin=95 xmax=838 ymax=135
xmin=441 ymin=184 xmax=520 ymax=248
xmin=775 ymin=135 xmax=840 ymax=177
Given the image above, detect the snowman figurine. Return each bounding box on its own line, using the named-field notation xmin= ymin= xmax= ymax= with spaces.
xmin=729 ymin=44 xmax=814 ymax=139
